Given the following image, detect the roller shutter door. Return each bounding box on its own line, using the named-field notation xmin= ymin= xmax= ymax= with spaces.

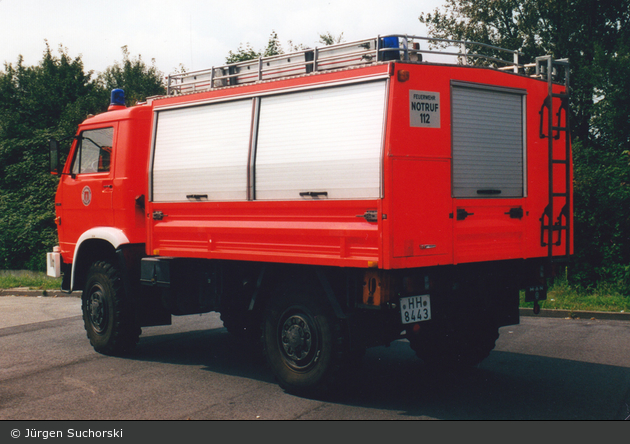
xmin=152 ymin=100 xmax=252 ymax=202
xmin=452 ymin=83 xmax=525 ymax=198
xmin=254 ymin=81 xmax=387 ymax=200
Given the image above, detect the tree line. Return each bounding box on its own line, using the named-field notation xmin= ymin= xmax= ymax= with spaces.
xmin=0 ymin=2 xmax=629 ymax=295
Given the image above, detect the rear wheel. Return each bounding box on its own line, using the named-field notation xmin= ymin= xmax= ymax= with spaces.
xmin=262 ymin=282 xmax=349 ymax=396
xmin=82 ymin=261 xmax=141 ymax=355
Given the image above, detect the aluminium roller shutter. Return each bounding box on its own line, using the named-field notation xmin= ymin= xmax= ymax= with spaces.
xmin=254 ymin=80 xmax=387 ymax=200
xmin=451 ymin=83 xmax=526 ymax=198
xmin=152 ymin=100 xmax=252 ymax=202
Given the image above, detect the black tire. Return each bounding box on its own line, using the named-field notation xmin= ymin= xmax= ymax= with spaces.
xmin=262 ymin=282 xmax=349 ymax=396
xmin=82 ymin=261 xmax=141 ymax=355
xmin=409 ymin=321 xmax=499 ymax=371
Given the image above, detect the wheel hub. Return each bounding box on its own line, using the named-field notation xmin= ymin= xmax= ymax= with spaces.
xmin=281 ymin=314 xmax=312 ymax=361
xmin=88 ymin=288 xmax=107 ymax=334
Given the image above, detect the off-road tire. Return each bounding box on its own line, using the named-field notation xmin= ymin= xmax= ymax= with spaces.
xmin=262 ymin=282 xmax=350 ymax=396
xmin=82 ymin=261 xmax=141 ymax=355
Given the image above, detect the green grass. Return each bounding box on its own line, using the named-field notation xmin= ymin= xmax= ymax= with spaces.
xmin=519 ymin=277 xmax=630 ymax=313
xmin=0 ymin=271 xmax=62 ymax=291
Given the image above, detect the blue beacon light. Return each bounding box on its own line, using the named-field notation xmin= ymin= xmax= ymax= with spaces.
xmin=110 ymin=89 xmax=126 ymax=107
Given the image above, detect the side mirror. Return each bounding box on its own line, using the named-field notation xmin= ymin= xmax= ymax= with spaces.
xmin=49 ymin=139 xmax=60 ymax=175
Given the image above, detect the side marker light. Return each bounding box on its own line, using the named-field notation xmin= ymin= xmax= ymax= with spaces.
xmin=398 ymin=70 xmax=410 ymax=82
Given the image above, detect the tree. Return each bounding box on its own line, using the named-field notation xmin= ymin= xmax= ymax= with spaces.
xmin=0 ymin=43 xmax=168 ymax=271
xmin=262 ymin=30 xmax=283 ymax=57
xmin=225 ymin=31 xmax=286 ymax=64
xmin=420 ymin=0 xmax=629 ymax=145
xmin=419 ymin=0 xmax=630 ymax=292
xmin=0 ymin=43 xmax=104 ymax=270
xmin=225 ymin=31 xmax=347 ymax=65
xmin=98 ymin=46 xmax=166 ymax=105
xmin=225 ymin=42 xmax=261 ymax=64
xmin=318 ymin=32 xmax=345 ymax=46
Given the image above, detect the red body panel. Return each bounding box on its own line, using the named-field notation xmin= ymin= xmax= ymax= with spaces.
xmin=56 ymin=61 xmax=572 ymax=271
xmin=148 ymin=200 xmax=381 ymax=268
xmin=383 ymin=64 xmax=572 ymax=269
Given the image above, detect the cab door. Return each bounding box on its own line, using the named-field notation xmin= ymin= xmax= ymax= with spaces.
xmin=58 ymin=126 xmax=116 ymax=258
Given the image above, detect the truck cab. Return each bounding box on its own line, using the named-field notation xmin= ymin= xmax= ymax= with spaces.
xmin=49 ymin=91 xmax=152 ymax=292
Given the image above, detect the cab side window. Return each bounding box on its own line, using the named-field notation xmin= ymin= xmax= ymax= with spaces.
xmin=71 ymin=127 xmax=114 ymax=175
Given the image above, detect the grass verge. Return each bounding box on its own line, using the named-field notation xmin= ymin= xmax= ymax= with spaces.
xmin=0 ymin=271 xmax=62 ymax=291
xmin=520 ymin=277 xmax=630 ymax=313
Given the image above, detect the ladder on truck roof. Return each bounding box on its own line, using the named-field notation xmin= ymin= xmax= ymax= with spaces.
xmin=536 ymin=56 xmax=571 ymax=263
xmin=166 ymin=34 xmax=525 ymax=95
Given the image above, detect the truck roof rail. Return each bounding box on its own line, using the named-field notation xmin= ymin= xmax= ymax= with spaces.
xmin=166 ymin=34 xmax=531 ymax=96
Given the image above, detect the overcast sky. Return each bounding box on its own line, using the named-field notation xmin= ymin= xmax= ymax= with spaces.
xmin=0 ymin=0 xmax=446 ymax=78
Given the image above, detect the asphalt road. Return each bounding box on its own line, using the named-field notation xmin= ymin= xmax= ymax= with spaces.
xmin=1 ymin=294 xmax=629 ymax=420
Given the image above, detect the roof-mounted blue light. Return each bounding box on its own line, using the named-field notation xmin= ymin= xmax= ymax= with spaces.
xmin=380 ymin=36 xmax=401 ymax=61
xmin=381 ymin=36 xmax=399 ymax=49
xmin=110 ymin=89 xmax=125 ymax=107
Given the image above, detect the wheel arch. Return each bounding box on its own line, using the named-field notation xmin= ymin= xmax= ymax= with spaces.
xmin=70 ymin=227 xmax=132 ymax=292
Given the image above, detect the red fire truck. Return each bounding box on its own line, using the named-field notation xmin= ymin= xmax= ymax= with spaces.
xmin=47 ymin=35 xmax=572 ymax=394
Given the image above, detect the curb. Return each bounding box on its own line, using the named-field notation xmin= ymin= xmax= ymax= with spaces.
xmin=519 ymin=307 xmax=630 ymax=321
xmin=0 ymin=289 xmax=80 ymax=298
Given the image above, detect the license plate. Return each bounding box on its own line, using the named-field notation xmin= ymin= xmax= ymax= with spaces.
xmin=400 ymin=295 xmax=431 ymax=324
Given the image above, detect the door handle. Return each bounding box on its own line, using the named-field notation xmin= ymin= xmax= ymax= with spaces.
xmin=356 ymin=210 xmax=378 ymax=222
xmin=299 ymin=191 xmax=328 ymax=198
xmin=456 ymin=208 xmax=474 ymax=220
xmin=505 ymin=207 xmax=524 ymax=219
xmin=152 ymin=211 xmax=168 ymax=220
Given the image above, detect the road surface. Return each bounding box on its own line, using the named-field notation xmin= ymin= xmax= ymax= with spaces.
xmin=1 ymin=295 xmax=629 ymax=420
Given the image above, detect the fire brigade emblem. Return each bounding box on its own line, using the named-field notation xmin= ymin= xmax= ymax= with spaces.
xmin=81 ymin=186 xmax=92 ymax=206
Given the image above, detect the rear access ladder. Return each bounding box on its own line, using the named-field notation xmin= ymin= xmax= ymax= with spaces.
xmin=537 ymin=56 xmax=571 ymax=262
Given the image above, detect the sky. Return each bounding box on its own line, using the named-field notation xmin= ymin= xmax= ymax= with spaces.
xmin=0 ymin=0 xmax=446 ymax=78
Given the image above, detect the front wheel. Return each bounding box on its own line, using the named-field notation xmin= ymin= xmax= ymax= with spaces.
xmin=82 ymin=261 xmax=141 ymax=355
xmin=262 ymin=283 xmax=349 ymax=396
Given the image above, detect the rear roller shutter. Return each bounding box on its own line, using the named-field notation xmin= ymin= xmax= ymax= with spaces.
xmin=452 ymin=83 xmax=526 ymax=198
